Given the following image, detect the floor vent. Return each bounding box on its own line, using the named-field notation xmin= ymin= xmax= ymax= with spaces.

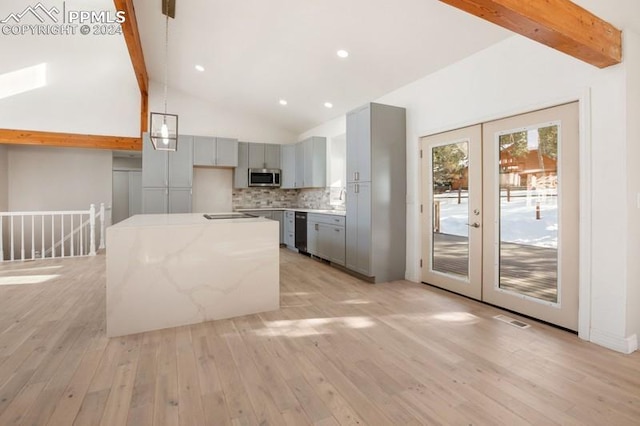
xmin=494 ymin=315 xmax=531 ymax=329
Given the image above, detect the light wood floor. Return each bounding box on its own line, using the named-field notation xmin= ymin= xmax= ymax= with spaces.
xmin=0 ymin=250 xmax=639 ymax=425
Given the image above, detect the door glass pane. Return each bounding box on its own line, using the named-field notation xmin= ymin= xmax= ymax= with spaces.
xmin=498 ymin=125 xmax=558 ymax=302
xmin=432 ymin=141 xmax=469 ymax=278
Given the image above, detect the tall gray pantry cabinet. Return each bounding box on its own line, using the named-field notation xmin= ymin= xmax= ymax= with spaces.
xmin=142 ymin=133 xmax=194 ymax=214
xmin=346 ymin=103 xmax=406 ymax=283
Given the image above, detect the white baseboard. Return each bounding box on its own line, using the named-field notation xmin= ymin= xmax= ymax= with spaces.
xmin=590 ymin=329 xmax=638 ymax=354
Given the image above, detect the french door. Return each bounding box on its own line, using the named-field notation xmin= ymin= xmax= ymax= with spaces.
xmin=421 ymin=103 xmax=579 ymax=330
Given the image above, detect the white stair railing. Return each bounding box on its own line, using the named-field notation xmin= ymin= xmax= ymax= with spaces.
xmin=0 ymin=203 xmax=111 ymax=263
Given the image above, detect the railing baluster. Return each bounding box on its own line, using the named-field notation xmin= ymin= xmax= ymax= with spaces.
xmin=89 ymin=204 xmax=96 ymax=256
xmin=41 ymin=215 xmax=45 ymax=259
xmin=51 ymin=215 xmax=55 ymax=258
xmin=31 ymin=215 xmax=35 ymax=259
xmin=80 ymin=214 xmax=84 ymax=256
xmin=10 ymin=216 xmax=14 ymax=261
xmin=61 ymin=214 xmax=65 ymax=258
xmin=99 ymin=203 xmax=106 ymax=250
xmin=20 ymin=216 xmax=25 ymax=261
xmin=70 ymin=214 xmax=74 ymax=257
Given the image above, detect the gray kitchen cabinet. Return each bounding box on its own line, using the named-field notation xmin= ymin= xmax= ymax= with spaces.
xmin=280 ymin=144 xmax=296 ymax=189
xmin=346 ymin=182 xmax=371 ymax=275
xmin=142 ymin=133 xmax=194 ymax=214
xmin=307 ymin=213 xmax=346 ymax=265
xmin=265 ymin=144 xmax=281 ymax=169
xmin=194 ymin=137 xmax=239 ymax=167
xmin=168 ymin=188 xmax=192 ymax=214
xmin=216 ymin=138 xmax=239 ymax=167
xmin=302 ymin=137 xmax=326 ymax=188
xmin=169 ymin=135 xmax=193 ymax=188
xmin=142 ymin=133 xmax=168 ymax=188
xmin=234 ymin=142 xmax=249 ymax=188
xmin=345 ymin=103 xmax=406 ymax=282
xmin=284 ymin=211 xmax=295 ymax=248
xmin=249 ymin=143 xmax=281 ymax=169
xmin=346 ymin=106 xmax=371 ymax=183
xmin=318 ymin=224 xmax=345 ymax=266
xmin=307 ymin=220 xmax=319 ymax=256
xmin=142 ymin=187 xmax=168 ymax=214
xmin=328 ymin=225 xmax=346 ymax=266
xmin=193 ymin=136 xmax=215 ymax=166
xmin=248 ymin=143 xmax=266 ymax=169
xmin=292 ymin=137 xmax=326 ymax=188
xmin=295 ymin=143 xmax=305 ymax=188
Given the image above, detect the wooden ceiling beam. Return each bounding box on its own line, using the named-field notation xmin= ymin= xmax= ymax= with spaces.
xmin=115 ymin=0 xmax=149 ymax=134
xmin=438 ymin=0 xmax=622 ymax=68
xmin=0 ymin=129 xmax=141 ymax=151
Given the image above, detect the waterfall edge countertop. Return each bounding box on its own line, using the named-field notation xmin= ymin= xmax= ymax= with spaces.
xmin=106 ymin=213 xmax=279 ymax=337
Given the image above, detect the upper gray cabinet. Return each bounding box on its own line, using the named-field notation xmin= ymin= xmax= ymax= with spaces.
xmin=280 ymin=144 xmax=296 ymax=189
xmin=193 ymin=136 xmax=215 ymax=166
xmin=346 ymin=106 xmax=371 ymax=183
xmin=216 ymin=138 xmax=239 ymax=167
xmin=265 ymin=144 xmax=281 ymax=169
xmin=142 ymin=133 xmax=168 ymax=188
xmin=169 ymin=135 xmax=193 ymax=188
xmin=249 ymin=143 xmax=280 ymax=169
xmin=193 ymin=137 xmax=238 ymax=167
xmin=300 ymin=136 xmax=327 ymax=188
xmin=234 ymin=142 xmax=249 ymax=189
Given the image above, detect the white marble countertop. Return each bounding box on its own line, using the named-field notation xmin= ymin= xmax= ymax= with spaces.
xmin=111 ymin=213 xmax=270 ymax=229
xmin=236 ymin=208 xmax=347 ymax=216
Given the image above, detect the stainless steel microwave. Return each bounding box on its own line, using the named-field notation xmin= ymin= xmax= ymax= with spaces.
xmin=248 ymin=168 xmax=281 ymax=187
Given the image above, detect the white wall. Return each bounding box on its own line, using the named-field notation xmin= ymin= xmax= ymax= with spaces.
xmin=149 ymin=81 xmax=297 ymax=144
xmin=7 ymin=146 xmax=112 ymax=212
xmin=0 ymin=145 xmax=7 ymax=211
xmin=301 ymin=34 xmax=637 ymax=352
xmin=0 ymin=0 xmax=139 ymax=137
xmin=625 ymin=31 xmax=640 ymax=342
xmin=192 ymin=168 xmax=233 ymax=213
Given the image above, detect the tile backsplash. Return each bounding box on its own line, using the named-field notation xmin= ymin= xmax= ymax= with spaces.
xmin=232 ymin=188 xmax=298 ymax=208
xmin=233 ymin=187 xmax=346 ymax=210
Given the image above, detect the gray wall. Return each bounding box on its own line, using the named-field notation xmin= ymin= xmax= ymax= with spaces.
xmin=7 ymin=146 xmax=112 ymax=211
xmin=0 ymin=145 xmax=7 ymax=211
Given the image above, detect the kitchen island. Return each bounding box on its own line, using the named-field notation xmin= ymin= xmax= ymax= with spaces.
xmin=106 ymin=213 xmax=279 ymax=337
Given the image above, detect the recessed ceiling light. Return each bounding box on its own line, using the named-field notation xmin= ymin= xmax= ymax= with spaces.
xmin=324 ymin=102 xmax=333 ymax=108
xmin=279 ymin=99 xmax=288 ymax=106
xmin=337 ymin=49 xmax=349 ymax=58
xmin=195 ymin=65 xmax=205 ymax=72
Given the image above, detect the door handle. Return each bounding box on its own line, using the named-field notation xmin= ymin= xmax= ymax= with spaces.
xmin=354 ymin=171 xmax=360 ymax=181
xmin=315 ymin=223 xmax=319 ymax=231
xmin=355 ymin=183 xmax=359 ymax=194
xmin=467 ymin=222 xmax=480 ymax=228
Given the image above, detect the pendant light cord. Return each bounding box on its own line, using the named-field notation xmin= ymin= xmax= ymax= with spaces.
xmin=163 ymin=2 xmax=169 ymax=115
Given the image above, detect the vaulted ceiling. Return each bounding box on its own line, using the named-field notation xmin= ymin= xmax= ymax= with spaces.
xmin=132 ymin=0 xmax=510 ymax=135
